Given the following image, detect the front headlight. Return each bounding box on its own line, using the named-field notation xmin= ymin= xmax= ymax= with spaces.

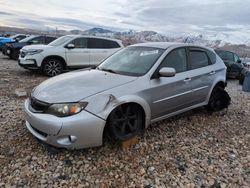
xmin=26 ymin=49 xmax=43 ymax=55
xmin=46 ymin=102 xmax=88 ymax=117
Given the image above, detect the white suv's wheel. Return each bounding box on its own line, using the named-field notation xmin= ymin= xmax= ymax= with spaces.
xmin=42 ymin=59 xmax=63 ymax=77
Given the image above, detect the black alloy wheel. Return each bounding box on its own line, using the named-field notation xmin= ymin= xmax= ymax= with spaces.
xmin=206 ymin=86 xmax=231 ymax=112
xmin=108 ymin=104 xmax=143 ymax=141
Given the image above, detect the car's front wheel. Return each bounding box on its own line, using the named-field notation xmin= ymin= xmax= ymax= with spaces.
xmin=107 ymin=104 xmax=144 ymax=141
xmin=42 ymin=58 xmax=63 ymax=77
xmin=10 ymin=50 xmax=19 ymax=60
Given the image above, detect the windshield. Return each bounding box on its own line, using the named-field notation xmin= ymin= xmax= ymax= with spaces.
xmin=98 ymin=46 xmax=165 ymax=76
xmin=48 ymin=36 xmax=74 ymax=46
xmin=10 ymin=34 xmax=18 ymax=39
xmin=19 ymin=35 xmax=36 ymax=42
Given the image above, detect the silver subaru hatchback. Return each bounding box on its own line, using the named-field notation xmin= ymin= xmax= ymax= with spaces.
xmin=24 ymin=42 xmax=227 ymax=149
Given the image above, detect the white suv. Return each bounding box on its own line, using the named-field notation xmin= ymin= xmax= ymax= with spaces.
xmin=18 ymin=35 xmax=123 ymax=76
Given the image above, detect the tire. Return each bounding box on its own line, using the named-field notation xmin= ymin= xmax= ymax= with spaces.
xmin=10 ymin=50 xmax=19 ymax=60
xmin=206 ymin=86 xmax=231 ymax=112
xmin=42 ymin=58 xmax=63 ymax=77
xmin=239 ymin=74 xmax=245 ymax=85
xmin=107 ymin=104 xmax=143 ymax=141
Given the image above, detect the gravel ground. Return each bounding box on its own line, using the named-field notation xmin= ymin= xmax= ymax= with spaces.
xmin=0 ymin=54 xmax=250 ymax=188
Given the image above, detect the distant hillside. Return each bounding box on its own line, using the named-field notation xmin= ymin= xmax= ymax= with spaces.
xmin=217 ymin=44 xmax=250 ymax=58
xmin=1 ymin=26 xmax=250 ymax=57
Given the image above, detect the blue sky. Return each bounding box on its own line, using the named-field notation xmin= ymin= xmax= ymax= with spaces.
xmin=1 ymin=0 xmax=250 ymax=35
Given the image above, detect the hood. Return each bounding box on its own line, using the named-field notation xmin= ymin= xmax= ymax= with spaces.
xmin=0 ymin=38 xmax=15 ymax=46
xmin=0 ymin=38 xmax=15 ymax=43
xmin=22 ymin=44 xmax=50 ymax=51
xmin=10 ymin=42 xmax=27 ymax=49
xmin=33 ymin=69 xmax=137 ymax=103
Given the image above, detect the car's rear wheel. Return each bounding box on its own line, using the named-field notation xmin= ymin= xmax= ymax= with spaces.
xmin=107 ymin=104 xmax=143 ymax=141
xmin=206 ymin=86 xmax=231 ymax=112
xmin=42 ymin=58 xmax=63 ymax=77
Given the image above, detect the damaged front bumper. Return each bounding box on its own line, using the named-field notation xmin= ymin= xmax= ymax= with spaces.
xmin=24 ymin=99 xmax=106 ymax=149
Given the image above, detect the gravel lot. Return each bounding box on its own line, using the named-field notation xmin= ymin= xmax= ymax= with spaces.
xmin=0 ymin=53 xmax=250 ymax=188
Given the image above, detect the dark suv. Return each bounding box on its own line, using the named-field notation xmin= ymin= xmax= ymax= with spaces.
xmin=3 ymin=35 xmax=56 ymax=60
xmin=215 ymin=49 xmax=247 ymax=80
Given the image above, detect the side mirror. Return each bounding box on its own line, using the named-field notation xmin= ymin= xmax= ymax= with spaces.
xmin=159 ymin=67 xmax=176 ymax=77
xmin=66 ymin=43 xmax=75 ymax=49
xmin=237 ymin=59 xmax=242 ymax=63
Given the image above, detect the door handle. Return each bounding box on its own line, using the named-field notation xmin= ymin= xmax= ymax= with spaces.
xmin=209 ymin=71 xmax=216 ymax=75
xmin=184 ymin=78 xmax=191 ymax=82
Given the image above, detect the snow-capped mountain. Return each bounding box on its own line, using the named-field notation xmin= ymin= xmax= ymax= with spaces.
xmin=83 ymin=27 xmax=114 ymax=36
xmin=81 ymin=27 xmax=250 ymax=48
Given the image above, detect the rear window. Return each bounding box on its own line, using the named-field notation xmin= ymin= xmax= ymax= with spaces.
xmin=88 ymin=38 xmax=120 ymax=49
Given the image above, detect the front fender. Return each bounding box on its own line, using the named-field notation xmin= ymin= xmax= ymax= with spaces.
xmin=83 ymin=94 xmax=151 ymax=128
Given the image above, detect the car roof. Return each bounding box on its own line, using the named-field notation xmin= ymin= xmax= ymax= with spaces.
xmin=65 ymin=35 xmax=122 ymax=43
xmin=131 ymin=42 xmax=214 ymax=51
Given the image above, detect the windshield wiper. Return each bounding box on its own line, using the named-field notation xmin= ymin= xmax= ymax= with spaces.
xmin=99 ymin=68 xmax=117 ymax=74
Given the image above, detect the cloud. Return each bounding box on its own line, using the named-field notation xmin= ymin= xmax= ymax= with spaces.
xmin=1 ymin=0 xmax=250 ymax=35
xmin=0 ymin=11 xmax=12 ymax=15
xmin=113 ymin=12 xmax=130 ymax=18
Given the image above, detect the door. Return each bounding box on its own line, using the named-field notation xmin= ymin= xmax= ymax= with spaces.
xmin=88 ymin=38 xmax=118 ymax=66
xmin=65 ymin=37 xmax=89 ymax=67
xmin=188 ymin=47 xmax=215 ymax=105
xmin=149 ymin=48 xmax=193 ymax=119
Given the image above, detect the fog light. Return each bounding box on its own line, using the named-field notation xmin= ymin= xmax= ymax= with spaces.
xmin=57 ymin=135 xmax=77 ymax=145
xmin=69 ymin=135 xmax=77 ymax=143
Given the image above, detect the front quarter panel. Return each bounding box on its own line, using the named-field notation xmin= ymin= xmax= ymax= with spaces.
xmin=83 ymin=79 xmax=152 ymax=128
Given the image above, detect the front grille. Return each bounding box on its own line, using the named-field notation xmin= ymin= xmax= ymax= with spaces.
xmin=30 ymin=124 xmax=48 ymax=137
xmin=29 ymin=97 xmax=50 ymax=112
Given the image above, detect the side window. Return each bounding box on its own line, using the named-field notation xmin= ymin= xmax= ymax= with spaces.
xmin=29 ymin=36 xmax=44 ymax=44
xmin=226 ymin=52 xmax=234 ymax=61
xmin=189 ymin=49 xmax=209 ymax=69
xmin=45 ymin=37 xmax=56 ymax=44
xmin=15 ymin=35 xmax=26 ymax=41
xmin=88 ymin=38 xmax=120 ymax=49
xmin=71 ymin=38 xmax=87 ymax=48
xmin=103 ymin=40 xmax=120 ymax=48
xmin=234 ymin=54 xmax=240 ymax=62
xmin=88 ymin=38 xmax=104 ymax=49
xmin=158 ymin=48 xmax=187 ymax=73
